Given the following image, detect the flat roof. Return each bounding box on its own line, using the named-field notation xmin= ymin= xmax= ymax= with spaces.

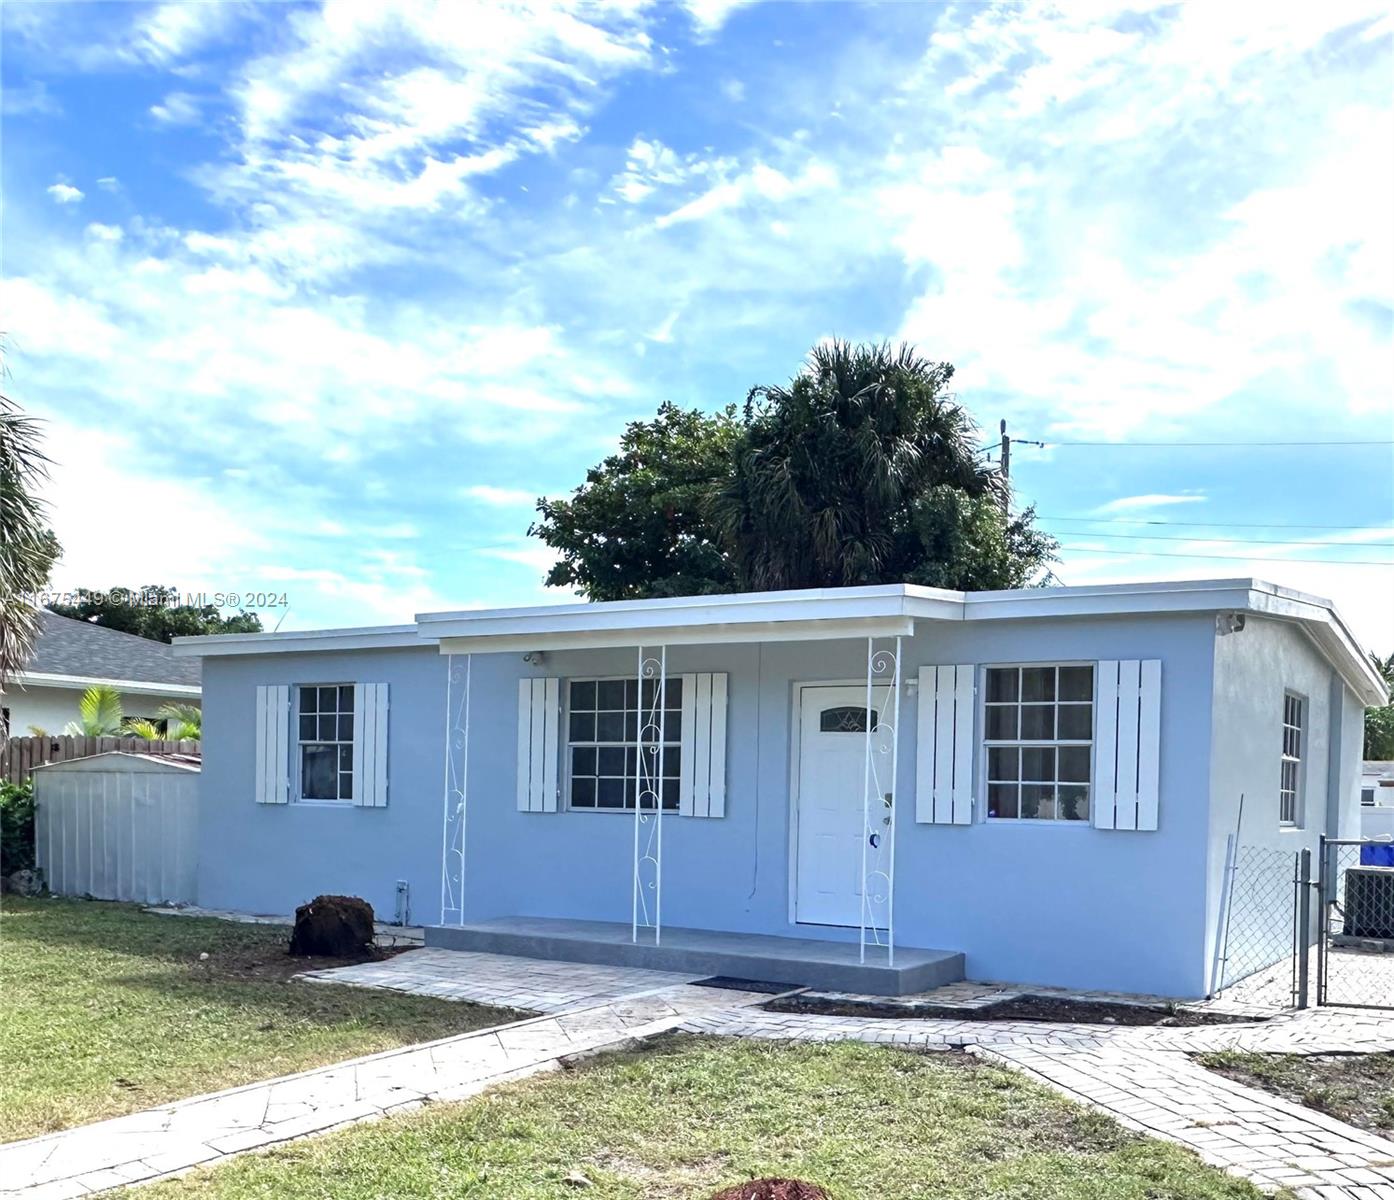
xmin=171 ymin=578 xmax=1388 ymax=705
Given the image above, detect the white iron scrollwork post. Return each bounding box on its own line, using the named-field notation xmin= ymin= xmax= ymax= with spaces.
xmin=439 ymin=653 xmax=471 ymax=926
xmin=860 ymin=636 xmax=901 ymax=963
xmin=633 ymin=644 xmax=667 ymax=944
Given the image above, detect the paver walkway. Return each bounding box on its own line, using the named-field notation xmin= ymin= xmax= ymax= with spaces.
xmin=6 ymin=948 xmax=1393 ymax=1199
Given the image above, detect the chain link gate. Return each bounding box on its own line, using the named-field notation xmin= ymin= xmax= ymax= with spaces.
xmin=1317 ymin=837 xmax=1394 ymax=1010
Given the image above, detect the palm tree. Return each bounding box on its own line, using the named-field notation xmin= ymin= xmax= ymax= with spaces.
xmin=0 ymin=383 xmax=56 ymax=691
xmin=63 ymin=685 xmax=125 ymax=736
xmin=711 ymin=340 xmax=999 ymax=591
xmin=129 ymin=703 xmax=202 ymax=742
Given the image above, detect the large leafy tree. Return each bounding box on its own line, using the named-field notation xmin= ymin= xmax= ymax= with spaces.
xmin=49 ymin=585 xmax=263 ymax=643
xmin=0 ymin=388 xmax=58 ymax=690
xmin=530 ymin=403 xmax=742 ymax=601
xmin=1366 ymin=652 xmax=1394 ymax=760
xmin=531 ymin=341 xmax=1056 ymax=600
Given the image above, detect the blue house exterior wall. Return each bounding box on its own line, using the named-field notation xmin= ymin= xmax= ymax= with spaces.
xmin=194 ymin=610 xmax=1254 ymax=998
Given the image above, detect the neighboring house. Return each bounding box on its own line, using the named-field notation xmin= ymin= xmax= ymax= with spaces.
xmin=1 ymin=611 xmax=202 ymax=736
xmin=1361 ymin=761 xmax=1394 ymax=843
xmin=173 ymin=577 xmax=1386 ymax=1000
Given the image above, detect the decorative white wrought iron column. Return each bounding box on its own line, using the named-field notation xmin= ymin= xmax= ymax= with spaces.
xmin=439 ymin=653 xmax=471 ymax=926
xmin=860 ymin=636 xmax=902 ymax=963
xmin=632 ymin=644 xmax=667 ymax=944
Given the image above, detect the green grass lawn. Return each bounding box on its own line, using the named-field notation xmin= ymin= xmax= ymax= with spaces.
xmin=0 ymin=897 xmax=529 ymax=1142
xmin=1195 ymin=1049 xmax=1394 ymax=1135
xmin=142 ymin=1035 xmax=1275 ymax=1200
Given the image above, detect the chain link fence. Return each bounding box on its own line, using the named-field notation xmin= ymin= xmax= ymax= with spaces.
xmin=1318 ymin=838 xmax=1394 ymax=1010
xmin=1215 ymin=845 xmax=1301 ymax=1008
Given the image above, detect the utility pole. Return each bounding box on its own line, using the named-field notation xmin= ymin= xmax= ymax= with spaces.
xmin=999 ymin=419 xmax=1011 ymax=516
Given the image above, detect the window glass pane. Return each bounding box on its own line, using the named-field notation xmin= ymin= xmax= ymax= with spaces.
xmin=322 ymin=687 xmax=340 ymax=712
xmin=596 ymin=680 xmax=626 ymax=709
xmin=1058 ymin=704 xmax=1093 ymax=740
xmin=597 ymin=777 xmax=626 ymax=808
xmin=988 ymin=783 xmax=1019 ymax=818
xmin=1058 ymin=665 xmax=1093 ymax=701
xmin=985 ymin=706 xmax=1018 ymax=740
xmin=338 ymin=685 xmax=353 ymax=712
xmin=1021 ymin=746 xmax=1055 ymax=782
xmin=318 ymin=715 xmax=337 ymax=740
xmin=340 ymin=772 xmax=353 ymax=801
xmin=338 ymin=714 xmax=354 ymax=741
xmin=571 ymin=746 xmax=596 ymax=776
xmin=1058 ymin=746 xmax=1091 ymax=783
xmin=1058 ymin=785 xmax=1089 ymax=820
xmin=624 ymin=679 xmax=639 ymax=706
xmin=1021 ymin=667 xmax=1056 ymax=702
xmin=665 ymin=747 xmax=681 ymax=777
xmin=665 ymin=678 xmax=683 ymax=706
xmin=662 ymin=778 xmax=679 ymax=809
xmin=339 ymin=745 xmax=352 ymax=772
xmin=572 ymin=777 xmax=596 ymax=807
xmin=1020 ymin=783 xmax=1054 ymax=819
xmin=987 ymin=747 xmax=1019 ymax=781
xmin=986 ymin=669 xmax=1018 ymax=703
xmin=570 ymin=680 xmax=596 ymax=711
xmin=299 ymin=714 xmax=316 ymax=740
xmin=301 ymin=688 xmax=319 ymax=713
xmin=301 ymin=745 xmax=338 ymax=800
xmin=624 ymin=710 xmax=639 ymax=740
xmin=596 ymin=712 xmax=626 ymax=741
xmin=596 ymin=746 xmax=625 ymax=776
xmin=569 ymin=712 xmax=595 ymax=742
xmin=1020 ymin=704 xmax=1054 ymax=740
xmin=820 ymin=706 xmax=873 ymax=733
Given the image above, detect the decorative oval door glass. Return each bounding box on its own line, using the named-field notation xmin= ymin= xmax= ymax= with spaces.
xmin=820 ymin=705 xmax=877 ymax=733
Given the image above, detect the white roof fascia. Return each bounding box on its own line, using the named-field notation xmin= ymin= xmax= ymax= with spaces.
xmin=6 ymin=672 xmax=202 ymax=698
xmin=437 ymin=615 xmax=917 ymax=655
xmin=172 ymin=625 xmax=429 ymax=657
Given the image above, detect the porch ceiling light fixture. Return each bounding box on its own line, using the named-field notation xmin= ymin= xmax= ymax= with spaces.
xmin=521 ymin=651 xmax=546 ymax=665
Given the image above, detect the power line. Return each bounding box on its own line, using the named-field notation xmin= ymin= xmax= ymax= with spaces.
xmin=1057 ymin=545 xmax=1394 ymax=566
xmin=1021 ymin=439 xmax=1391 ymax=448
xmin=1038 ymin=529 xmax=1394 ymax=548
xmin=1040 ymin=515 xmax=1393 ymax=531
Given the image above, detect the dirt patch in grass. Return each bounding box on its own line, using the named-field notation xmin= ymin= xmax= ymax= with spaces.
xmin=1195 ymin=1050 xmax=1394 ymax=1135
xmin=0 ymin=897 xmax=531 ymax=1141
xmin=140 ymin=1035 xmax=1273 ymax=1200
xmin=766 ymin=993 xmax=1257 ymax=1026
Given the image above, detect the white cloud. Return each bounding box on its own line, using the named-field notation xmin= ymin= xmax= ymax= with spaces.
xmin=83 ymin=223 xmax=123 ymax=243
xmin=150 ymin=91 xmax=201 ymax=125
xmin=681 ymin=0 xmax=756 ymax=35
xmin=1094 ymin=494 xmax=1208 ymax=513
xmin=46 ymin=182 xmax=82 ymax=204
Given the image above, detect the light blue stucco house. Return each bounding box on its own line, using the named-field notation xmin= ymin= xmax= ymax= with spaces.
xmin=173 ymin=578 xmax=1386 ymax=999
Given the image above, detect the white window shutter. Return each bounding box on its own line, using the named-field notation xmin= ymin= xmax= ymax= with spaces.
xmin=679 ymin=672 xmax=728 ymax=818
xmin=1094 ymin=659 xmax=1161 ymax=831
xmin=352 ymin=683 xmax=389 ymax=807
xmin=916 ymin=665 xmax=975 ymax=824
xmin=254 ymin=685 xmax=290 ymax=805
xmin=516 ymin=677 xmax=560 ymax=812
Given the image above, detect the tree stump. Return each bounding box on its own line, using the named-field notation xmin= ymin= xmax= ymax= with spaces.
xmin=288 ymin=894 xmax=375 ymax=957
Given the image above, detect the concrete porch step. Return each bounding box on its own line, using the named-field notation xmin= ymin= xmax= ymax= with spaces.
xmin=424 ymin=916 xmax=964 ymax=996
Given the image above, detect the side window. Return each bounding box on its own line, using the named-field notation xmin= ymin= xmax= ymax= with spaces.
xmin=1279 ymin=692 xmax=1304 ymax=826
xmin=298 ymin=684 xmax=354 ymax=802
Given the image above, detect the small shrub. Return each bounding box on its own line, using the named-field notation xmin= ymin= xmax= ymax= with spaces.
xmin=0 ymin=780 xmax=36 ymax=875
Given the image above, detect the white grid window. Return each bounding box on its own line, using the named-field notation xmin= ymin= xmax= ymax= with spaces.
xmin=984 ymin=664 xmax=1094 ymax=821
xmin=298 ymin=685 xmax=353 ymax=802
xmin=1280 ymin=692 xmax=1303 ymax=826
xmin=567 ymin=678 xmax=682 ymax=812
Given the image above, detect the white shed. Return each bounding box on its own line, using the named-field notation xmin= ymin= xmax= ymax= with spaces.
xmin=34 ymin=752 xmax=200 ymax=904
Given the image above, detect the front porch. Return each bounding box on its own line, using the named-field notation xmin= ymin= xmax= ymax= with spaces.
xmin=424 ymin=916 xmax=965 ymax=996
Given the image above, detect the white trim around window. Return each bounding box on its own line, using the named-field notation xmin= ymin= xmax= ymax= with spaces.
xmin=295 ymin=683 xmax=355 ymax=804
xmin=981 ymin=662 xmax=1095 ymax=824
xmin=1279 ymin=691 xmax=1305 ymax=827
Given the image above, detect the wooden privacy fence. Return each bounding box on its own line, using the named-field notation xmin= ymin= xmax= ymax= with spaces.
xmin=2 ymin=736 xmax=200 ymax=784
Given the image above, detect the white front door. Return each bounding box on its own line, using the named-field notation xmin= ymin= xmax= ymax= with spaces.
xmin=795 ymin=686 xmax=885 ymax=926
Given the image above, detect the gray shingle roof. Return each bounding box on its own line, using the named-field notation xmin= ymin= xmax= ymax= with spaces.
xmin=25 ymin=611 xmax=201 ymax=688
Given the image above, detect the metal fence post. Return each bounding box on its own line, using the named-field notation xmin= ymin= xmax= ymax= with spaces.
xmin=1295 ymin=848 xmax=1312 ymax=1009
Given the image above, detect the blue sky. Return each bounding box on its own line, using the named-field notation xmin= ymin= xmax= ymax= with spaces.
xmin=3 ymin=0 xmax=1392 ymax=648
